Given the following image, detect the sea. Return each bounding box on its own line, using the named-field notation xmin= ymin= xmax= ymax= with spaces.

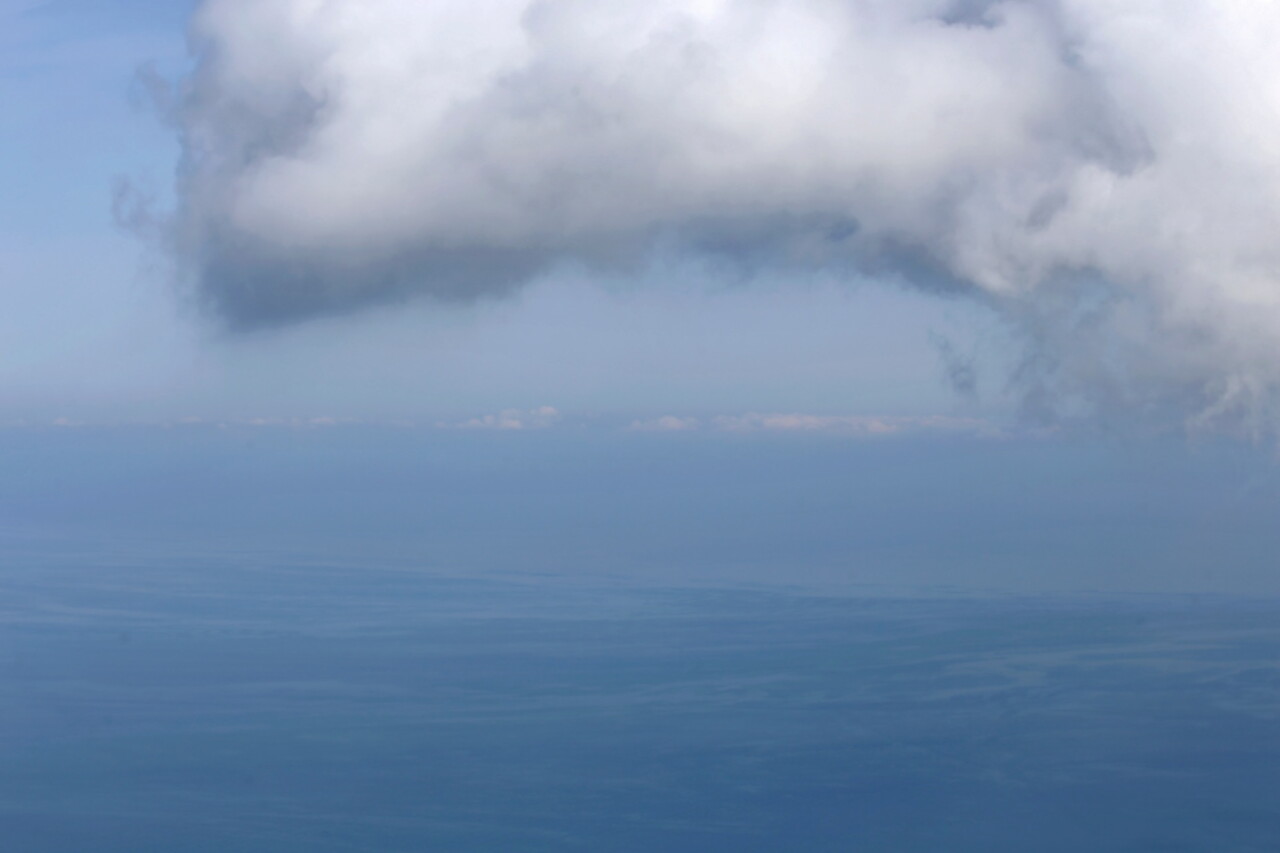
xmin=2 ymin=544 xmax=1279 ymax=851
xmin=2 ymin=427 xmax=1279 ymax=850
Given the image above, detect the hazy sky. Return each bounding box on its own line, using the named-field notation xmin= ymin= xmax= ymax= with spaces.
xmin=8 ymin=1 xmax=1280 ymax=598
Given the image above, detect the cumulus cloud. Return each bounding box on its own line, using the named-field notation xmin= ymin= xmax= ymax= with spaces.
xmin=156 ymin=0 xmax=1280 ymax=432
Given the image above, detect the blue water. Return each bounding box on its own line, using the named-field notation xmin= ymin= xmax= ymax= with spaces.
xmin=2 ymin=548 xmax=1278 ymax=851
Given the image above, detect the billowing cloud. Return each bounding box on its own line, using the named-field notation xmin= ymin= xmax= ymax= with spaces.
xmin=158 ymin=0 xmax=1280 ymax=431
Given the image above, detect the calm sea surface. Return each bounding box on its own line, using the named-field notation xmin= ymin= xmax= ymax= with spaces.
xmin=1 ymin=545 xmax=1278 ymax=851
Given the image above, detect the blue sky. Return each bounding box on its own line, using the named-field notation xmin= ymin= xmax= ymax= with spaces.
xmin=0 ymin=0 xmax=1012 ymax=427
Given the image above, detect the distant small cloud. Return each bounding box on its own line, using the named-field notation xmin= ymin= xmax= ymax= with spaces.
xmin=439 ymin=406 xmax=561 ymax=431
xmin=234 ymin=416 xmax=365 ymax=429
xmin=3 ymin=410 xmax=1005 ymax=437
xmin=628 ymin=415 xmax=701 ymax=432
xmin=711 ymin=413 xmax=997 ymax=437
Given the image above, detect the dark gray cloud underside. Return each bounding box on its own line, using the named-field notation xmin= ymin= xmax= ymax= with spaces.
xmin=197 ymin=239 xmax=549 ymax=330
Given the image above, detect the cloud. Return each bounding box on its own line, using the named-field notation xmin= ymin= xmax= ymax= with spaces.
xmin=711 ymin=413 xmax=994 ymax=436
xmin=628 ymin=415 xmax=702 ymax=432
xmin=438 ymin=406 xmax=562 ymax=431
xmin=154 ymin=0 xmax=1280 ymax=432
xmin=241 ymin=416 xmax=362 ymax=428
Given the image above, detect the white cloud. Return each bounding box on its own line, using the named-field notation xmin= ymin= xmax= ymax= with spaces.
xmin=162 ymin=0 xmax=1280 ymax=432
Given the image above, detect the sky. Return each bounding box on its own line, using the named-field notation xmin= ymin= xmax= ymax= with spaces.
xmin=5 ymin=1 xmax=1280 ymax=595
xmin=7 ymin=0 xmax=1280 ymax=435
